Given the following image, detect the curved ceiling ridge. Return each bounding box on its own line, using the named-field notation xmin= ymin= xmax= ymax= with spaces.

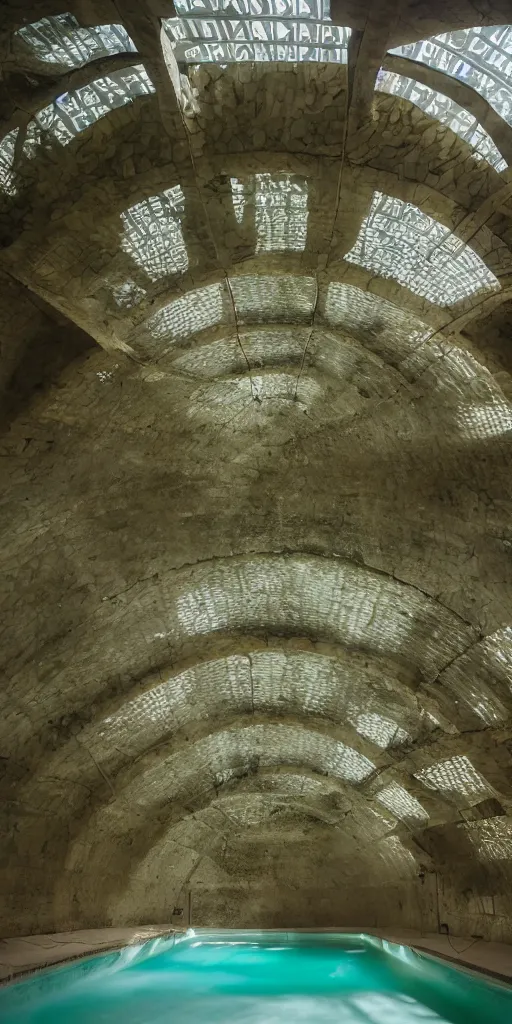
xmin=389 ymin=25 xmax=512 ymax=128
xmin=127 ymin=276 xmax=512 ymax=412
xmin=19 ymin=645 xmax=443 ymax=822
xmin=61 ymin=722 xmax=443 ymax=855
xmin=4 ymin=75 xmax=512 ymax=380
xmin=0 ymin=62 xmax=155 ymax=197
xmin=57 ymin=718 xmax=505 ymax=916
xmin=381 ymin=52 xmax=512 ymax=167
xmin=72 ymin=713 xmax=509 ymax=816
xmin=376 ymin=68 xmax=507 ymax=172
xmin=102 ymin=550 xmax=478 ymax=678
xmin=1 ymin=548 xmax=479 ymax=763
xmin=126 ymin=269 xmax=501 ymax=366
xmin=19 ymin=627 xmax=511 ymax=835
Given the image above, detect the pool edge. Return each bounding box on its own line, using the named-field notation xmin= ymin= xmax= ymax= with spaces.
xmin=2 ymin=926 xmax=512 ymax=989
xmin=0 ymin=927 xmax=184 ymax=987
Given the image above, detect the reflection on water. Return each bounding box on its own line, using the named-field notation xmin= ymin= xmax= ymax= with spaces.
xmin=121 ymin=993 xmax=449 ymax=1023
xmin=2 ymin=935 xmax=511 ymax=1024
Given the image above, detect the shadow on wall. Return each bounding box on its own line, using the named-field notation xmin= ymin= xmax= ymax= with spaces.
xmin=173 ymin=876 xmax=512 ymax=944
xmin=180 ymin=879 xmax=438 ymax=933
xmin=0 ymin=306 xmax=94 ymax=430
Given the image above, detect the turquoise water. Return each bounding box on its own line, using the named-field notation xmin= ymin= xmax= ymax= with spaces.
xmin=1 ymin=931 xmax=511 ymax=1023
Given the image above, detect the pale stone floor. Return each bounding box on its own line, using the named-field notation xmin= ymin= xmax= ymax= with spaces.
xmin=1 ymin=925 xmax=512 ymax=985
xmin=0 ymin=926 xmax=173 ymax=982
xmin=377 ymin=929 xmax=512 ymax=983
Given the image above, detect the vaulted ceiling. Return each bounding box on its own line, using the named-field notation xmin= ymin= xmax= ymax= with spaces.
xmin=1 ymin=0 xmax=512 ymax=938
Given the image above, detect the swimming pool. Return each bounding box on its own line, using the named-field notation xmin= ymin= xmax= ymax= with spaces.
xmin=1 ymin=930 xmax=511 ymax=1023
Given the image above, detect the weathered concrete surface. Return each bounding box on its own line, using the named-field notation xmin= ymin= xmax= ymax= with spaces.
xmin=1 ymin=0 xmax=512 ymax=942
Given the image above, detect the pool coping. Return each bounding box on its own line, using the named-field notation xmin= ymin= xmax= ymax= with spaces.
xmin=1 ymin=926 xmax=511 ymax=988
xmin=0 ymin=927 xmax=181 ymax=985
xmin=412 ymin=942 xmax=512 ymax=987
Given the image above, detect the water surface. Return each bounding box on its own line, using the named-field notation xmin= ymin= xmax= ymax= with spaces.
xmin=1 ymin=930 xmax=510 ymax=1023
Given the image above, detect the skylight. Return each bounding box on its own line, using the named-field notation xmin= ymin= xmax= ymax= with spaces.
xmin=323 ymin=282 xmax=433 ymax=366
xmin=142 ymin=275 xmax=317 ymax=353
xmin=15 ymin=13 xmax=136 ymax=68
xmin=112 ymin=280 xmax=147 ymax=310
xmin=389 ymin=25 xmax=512 ymax=128
xmin=230 ymin=174 xmax=309 ymax=251
xmin=231 ymin=178 xmax=246 ymax=224
xmin=376 ymin=69 xmax=507 ymax=172
xmin=455 ymin=400 xmax=512 ymax=441
xmin=126 ymin=723 xmax=376 ymax=803
xmin=466 ymin=818 xmax=512 ymax=862
xmin=0 ymin=124 xmax=47 ymax=195
xmin=376 ymin=781 xmax=429 ymax=824
xmin=345 ymin=191 xmax=500 ymax=307
xmin=415 ymin=754 xmax=491 ymax=801
xmin=0 ymin=67 xmax=154 ymax=196
xmin=0 ymin=130 xmax=22 ymax=196
xmin=331 ymin=743 xmax=375 ymax=783
xmin=162 ymin=1 xmax=350 ymax=64
xmin=35 ymin=66 xmax=154 ymax=145
xmin=230 ymin=275 xmax=316 ymax=322
xmin=174 ymin=556 xmax=445 ymax=666
xmin=121 ymin=186 xmax=189 ymax=282
xmin=354 ymin=713 xmax=410 ymax=749
xmin=146 ymin=284 xmax=225 ymax=343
